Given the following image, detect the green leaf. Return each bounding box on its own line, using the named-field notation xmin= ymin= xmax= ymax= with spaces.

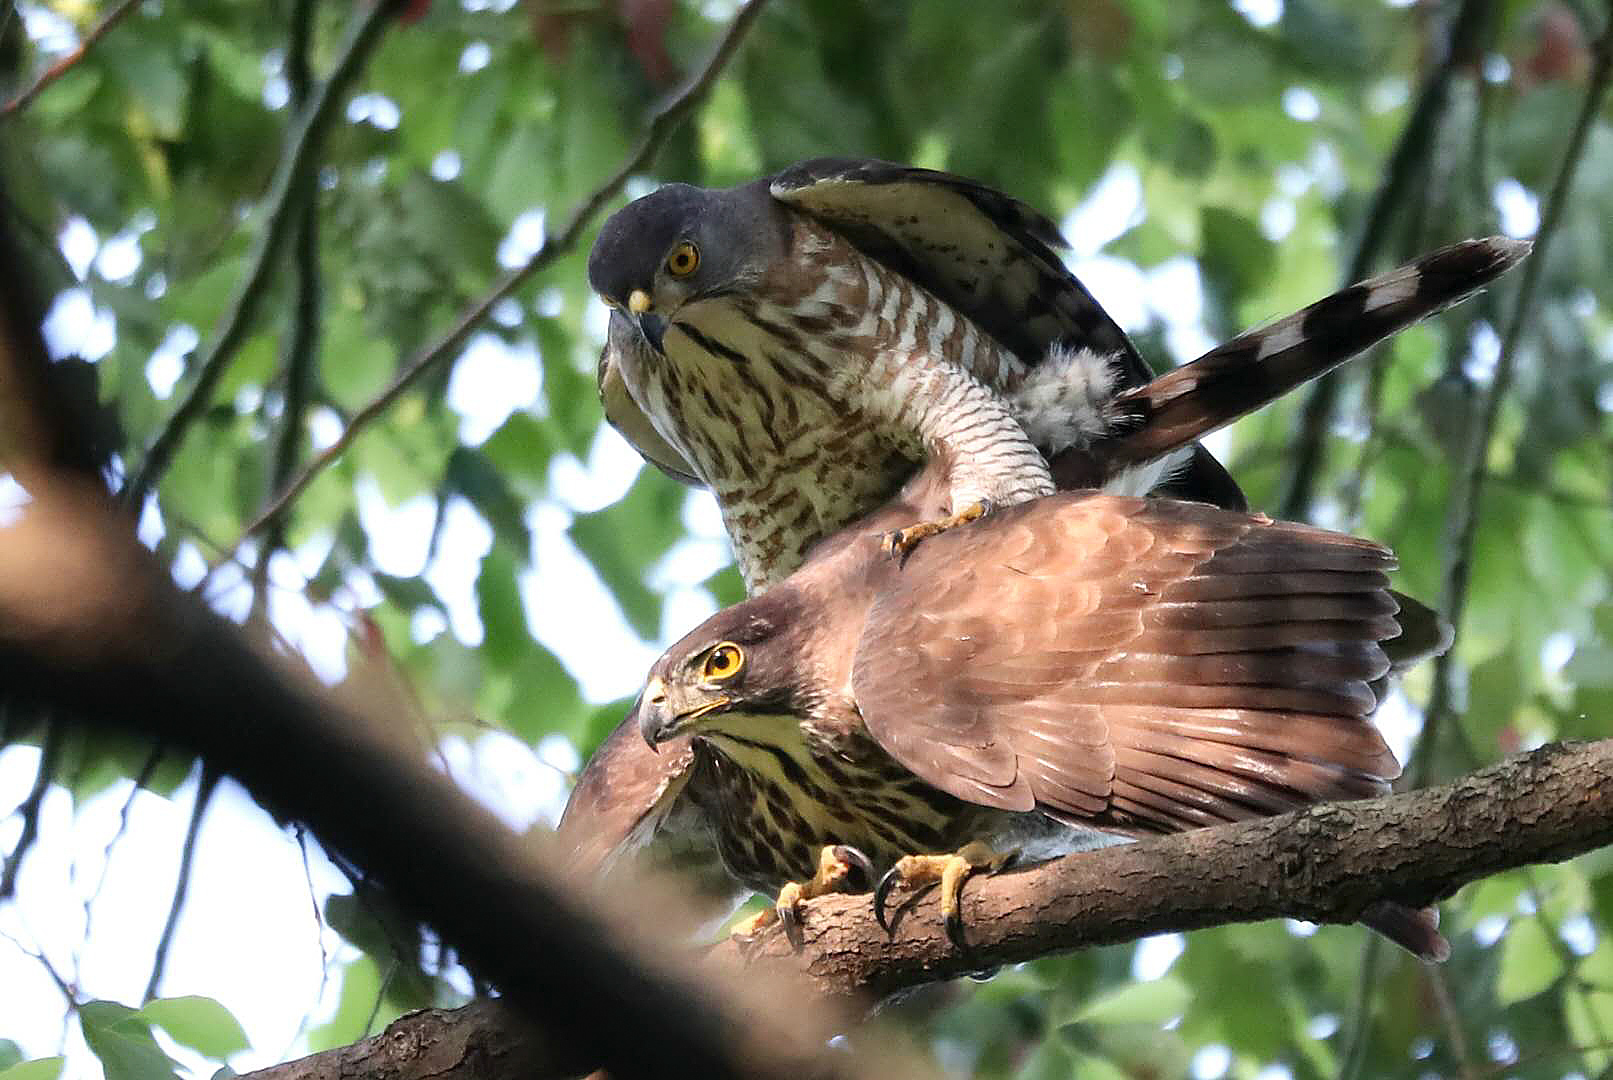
xmin=448 ymin=448 xmax=532 ymax=553
xmin=79 ymin=1002 xmax=179 ymax=1080
xmin=567 ymin=471 xmax=685 ymax=639
xmin=475 ymin=548 xmax=529 ymax=669
xmin=0 ymin=1059 xmax=66 ymax=1080
xmin=1496 ymin=917 xmax=1566 ymax=1004
xmin=306 ymin=956 xmax=384 ymax=1052
xmin=505 ymin=642 xmax=586 ymax=744
xmin=1199 ymin=206 xmax=1277 ymax=311
xmin=137 ymin=997 xmax=250 ymax=1061
xmin=1069 ymin=976 xmax=1191 ymax=1026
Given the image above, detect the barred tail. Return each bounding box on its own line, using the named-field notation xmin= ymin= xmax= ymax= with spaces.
xmin=1100 ymin=236 xmax=1530 ymax=466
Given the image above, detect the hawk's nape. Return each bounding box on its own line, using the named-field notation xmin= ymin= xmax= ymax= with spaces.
xmin=630 ymin=492 xmax=1450 ymax=961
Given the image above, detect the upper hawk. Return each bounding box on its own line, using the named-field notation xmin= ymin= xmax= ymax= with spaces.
xmin=587 ymin=158 xmax=1245 ymax=593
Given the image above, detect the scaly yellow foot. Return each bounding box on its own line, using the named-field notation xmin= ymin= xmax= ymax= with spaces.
xmin=873 ymin=840 xmax=1017 ymax=949
xmin=731 ymin=845 xmax=874 ymax=946
xmin=881 ymin=499 xmax=991 ymax=560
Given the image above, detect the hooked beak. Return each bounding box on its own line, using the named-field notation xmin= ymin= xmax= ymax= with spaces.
xmin=624 ymin=289 xmax=667 ymax=351
xmin=637 ymin=675 xmax=730 ymax=748
xmin=636 ymin=313 xmax=667 ymax=352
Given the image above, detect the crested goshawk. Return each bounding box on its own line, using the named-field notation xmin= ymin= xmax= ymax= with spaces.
xmin=589 ymin=160 xmax=1524 ymax=594
xmin=588 ymin=158 xmax=1252 ymax=594
xmin=628 ymin=473 xmax=1448 ymax=958
xmin=559 ymin=233 xmax=1525 ymax=957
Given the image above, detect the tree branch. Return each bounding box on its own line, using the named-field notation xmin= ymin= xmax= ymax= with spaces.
xmin=0 ymin=480 xmax=884 ymax=1080
xmin=0 ymin=719 xmax=60 ymax=900
xmin=122 ymin=0 xmax=400 ymax=505
xmin=221 ymin=0 xmax=772 ymax=562
xmin=716 ymin=738 xmax=1613 ymax=999
xmin=242 ymin=738 xmax=1613 ymax=1080
xmin=251 ymin=0 xmax=323 ymax=615
xmin=0 ymin=0 xmax=142 ymax=119
xmin=141 ymin=765 xmax=219 ymax=1002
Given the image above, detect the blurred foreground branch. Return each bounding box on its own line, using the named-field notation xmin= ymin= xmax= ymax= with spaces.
xmin=0 ymin=480 xmax=881 ymax=1080
xmin=5 ymin=456 xmax=1611 ymax=1078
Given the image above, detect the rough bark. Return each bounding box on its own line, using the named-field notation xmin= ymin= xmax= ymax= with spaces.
xmin=240 ymin=1001 xmax=574 ymax=1080
xmin=240 ymin=738 xmax=1613 ymax=1080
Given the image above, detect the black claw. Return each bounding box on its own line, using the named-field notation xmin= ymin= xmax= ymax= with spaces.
xmin=781 ymin=901 xmax=803 ymax=949
xmin=834 ymin=845 xmax=876 ymax=891
xmin=873 ymin=866 xmax=901 ymax=933
xmin=946 ymin=908 xmax=967 ymax=951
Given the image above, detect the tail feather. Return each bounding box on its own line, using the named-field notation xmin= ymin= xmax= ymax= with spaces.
xmin=1363 ymin=900 xmax=1451 ymax=962
xmin=1100 ymin=235 xmax=1530 ymax=466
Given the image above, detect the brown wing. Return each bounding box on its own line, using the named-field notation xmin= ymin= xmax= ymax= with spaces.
xmin=849 ymin=494 xmax=1409 ymax=835
xmin=557 ymin=714 xmax=698 ymax=874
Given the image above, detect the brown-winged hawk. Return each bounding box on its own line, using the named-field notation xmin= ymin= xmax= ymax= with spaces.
xmin=559 ymin=234 xmax=1525 ymax=958
xmin=630 ymin=475 xmax=1450 ymax=958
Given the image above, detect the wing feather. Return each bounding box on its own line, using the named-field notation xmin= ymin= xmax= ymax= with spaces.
xmin=768 ymin=157 xmax=1247 ymax=509
xmin=852 ymin=493 xmax=1427 ymax=834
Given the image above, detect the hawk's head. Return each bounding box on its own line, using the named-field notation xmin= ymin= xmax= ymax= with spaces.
xmin=587 ymin=180 xmax=788 ymax=351
xmin=634 ymin=587 xmax=807 ymax=748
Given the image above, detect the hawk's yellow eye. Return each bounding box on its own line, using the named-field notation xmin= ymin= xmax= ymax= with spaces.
xmin=702 ymin=642 xmax=743 ymax=681
xmin=666 ymin=240 xmax=700 ymax=278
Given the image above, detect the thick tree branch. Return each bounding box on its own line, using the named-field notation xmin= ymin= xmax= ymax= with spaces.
xmin=718 ymin=738 xmax=1613 ymax=999
xmin=0 ymin=481 xmax=883 ymax=1080
xmin=122 ymin=0 xmax=400 ymax=504
xmin=242 ymin=738 xmax=1613 ymax=1080
xmin=223 ymin=0 xmax=772 ymax=562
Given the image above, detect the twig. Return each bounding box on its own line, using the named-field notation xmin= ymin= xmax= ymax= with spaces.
xmin=252 ymin=0 xmax=323 ymax=615
xmin=1278 ymin=0 xmax=1494 ymax=522
xmin=217 ymin=0 xmax=772 ymax=566
xmin=80 ymin=745 xmax=165 ymax=972
xmin=0 ymin=924 xmax=76 ymax=1007
xmin=122 ymin=0 xmax=400 ymax=505
xmin=143 ymin=765 xmax=220 ymax=1002
xmin=0 ymin=0 xmax=142 ymax=118
xmin=1336 ymin=936 xmax=1384 ymax=1080
xmin=0 ymin=720 xmax=60 ymax=899
xmin=1424 ymin=965 xmax=1480 ymax=1080
xmin=1414 ymin=16 xmax=1613 ymax=788
xmin=287 ymin=824 xmax=333 ymax=1052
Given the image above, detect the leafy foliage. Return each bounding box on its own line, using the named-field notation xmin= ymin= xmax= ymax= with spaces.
xmin=1 ymin=0 xmax=1611 ymax=1077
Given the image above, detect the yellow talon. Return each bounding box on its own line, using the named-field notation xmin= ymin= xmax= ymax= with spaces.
xmin=882 ymin=500 xmax=991 ymax=559
xmin=874 ymin=841 xmax=1016 ymax=948
xmin=730 ymin=845 xmax=875 ymax=946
